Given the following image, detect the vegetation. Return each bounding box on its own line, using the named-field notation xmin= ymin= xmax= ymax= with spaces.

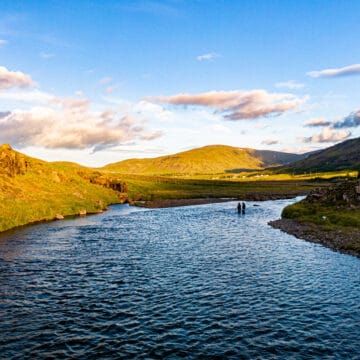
xmin=0 ymin=145 xmax=124 ymax=232
xmin=280 ymin=179 xmax=360 ymax=254
xmin=1 ymin=139 xmax=359 ymax=234
xmin=278 ymin=137 xmax=360 ymax=174
xmin=102 ymin=144 xmax=304 ymax=175
xmin=117 ymin=174 xmax=334 ymax=203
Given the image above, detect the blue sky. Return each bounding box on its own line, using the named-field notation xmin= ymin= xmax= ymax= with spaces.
xmin=0 ymin=0 xmax=360 ymax=166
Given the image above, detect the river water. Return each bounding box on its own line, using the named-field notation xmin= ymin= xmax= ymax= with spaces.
xmin=0 ymin=199 xmax=359 ymax=359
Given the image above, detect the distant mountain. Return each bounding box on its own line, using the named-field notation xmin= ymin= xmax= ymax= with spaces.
xmin=102 ymin=145 xmax=305 ymax=175
xmin=278 ymin=137 xmax=360 ymax=174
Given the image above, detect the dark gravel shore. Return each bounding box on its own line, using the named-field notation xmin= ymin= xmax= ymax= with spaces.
xmin=133 ymin=197 xmax=237 ymax=208
xmin=133 ymin=192 xmax=308 ymax=209
xmin=269 ymin=218 xmax=360 ymax=258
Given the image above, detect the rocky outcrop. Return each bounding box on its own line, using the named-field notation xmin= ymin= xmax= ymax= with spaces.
xmin=306 ymin=179 xmax=360 ymax=207
xmin=269 ymin=179 xmax=360 ymax=257
xmin=78 ymin=171 xmax=128 ymax=193
xmin=0 ymin=144 xmax=29 ymax=177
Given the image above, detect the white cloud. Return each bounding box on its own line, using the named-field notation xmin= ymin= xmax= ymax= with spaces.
xmin=133 ymin=100 xmax=174 ymax=122
xmin=307 ymin=63 xmax=360 ymax=78
xmin=261 ymin=139 xmax=279 ymax=145
xmin=0 ymin=66 xmax=35 ymax=90
xmin=196 ymin=52 xmax=222 ymax=61
xmin=0 ymin=89 xmax=54 ymax=103
xmin=302 ymin=126 xmax=351 ymax=143
xmin=0 ymin=103 xmax=163 ymax=150
xmin=0 ymin=40 xmax=8 ymax=46
xmin=304 ymin=118 xmax=332 ymax=127
xmin=275 ymin=80 xmax=305 ymax=89
xmin=140 ymin=130 xmax=164 ymax=140
xmin=148 ymin=90 xmax=308 ymax=120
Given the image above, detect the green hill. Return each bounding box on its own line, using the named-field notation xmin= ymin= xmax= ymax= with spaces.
xmin=278 ymin=137 xmax=360 ymax=174
xmin=102 ymin=145 xmax=304 ymax=175
xmin=0 ymin=144 xmax=126 ymax=232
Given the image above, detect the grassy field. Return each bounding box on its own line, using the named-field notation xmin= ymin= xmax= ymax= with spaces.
xmin=1 ymin=143 xmax=357 ymax=234
xmin=116 ymin=173 xmax=337 ymax=203
xmin=102 ymin=144 xmax=304 ymax=175
xmin=282 ymin=202 xmax=360 ymax=228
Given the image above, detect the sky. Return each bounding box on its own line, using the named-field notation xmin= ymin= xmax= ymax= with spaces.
xmin=1 ymin=0 xmax=360 ymax=167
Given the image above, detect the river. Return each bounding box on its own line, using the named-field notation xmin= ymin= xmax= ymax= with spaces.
xmin=0 ymin=199 xmax=359 ymax=359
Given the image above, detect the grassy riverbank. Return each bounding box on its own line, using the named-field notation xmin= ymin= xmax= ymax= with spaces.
xmin=270 ymin=179 xmax=360 ymax=257
xmin=0 ymin=145 xmax=124 ymax=233
xmin=119 ymin=174 xmax=334 ymax=204
xmin=0 ymin=144 xmax=355 ymax=234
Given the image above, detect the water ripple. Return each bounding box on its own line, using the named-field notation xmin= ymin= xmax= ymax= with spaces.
xmin=0 ymin=200 xmax=359 ymax=359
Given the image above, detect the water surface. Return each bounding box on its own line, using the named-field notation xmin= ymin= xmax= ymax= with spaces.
xmin=0 ymin=199 xmax=359 ymax=359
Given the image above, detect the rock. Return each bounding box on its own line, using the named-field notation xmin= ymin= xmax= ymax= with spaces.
xmin=55 ymin=214 xmax=64 ymax=220
xmin=0 ymin=144 xmax=28 ymax=177
xmin=79 ymin=209 xmax=87 ymax=216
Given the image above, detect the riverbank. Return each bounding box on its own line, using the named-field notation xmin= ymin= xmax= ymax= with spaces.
xmin=269 ymin=218 xmax=360 ymax=258
xmin=132 ymin=192 xmax=309 ymax=208
xmin=132 ymin=197 xmax=237 ymax=208
xmin=269 ymin=179 xmax=360 ymax=258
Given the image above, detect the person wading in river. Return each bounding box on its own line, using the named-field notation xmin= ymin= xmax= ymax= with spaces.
xmin=237 ymin=202 xmax=241 ymax=214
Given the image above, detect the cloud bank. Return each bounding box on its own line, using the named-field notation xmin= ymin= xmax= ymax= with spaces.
xmin=261 ymin=139 xmax=279 ymax=145
xmin=0 ymin=66 xmax=35 ymax=90
xmin=0 ymin=104 xmax=161 ymax=151
xmin=302 ymin=110 xmax=360 ymax=143
xmin=304 ymin=118 xmax=332 ymax=127
xmin=307 ymin=63 xmax=360 ymax=78
xmin=148 ymin=90 xmax=307 ymax=120
xmin=0 ymin=65 xmax=164 ymax=151
xmin=333 ymin=110 xmax=360 ymax=129
xmin=302 ymin=126 xmax=351 ymax=143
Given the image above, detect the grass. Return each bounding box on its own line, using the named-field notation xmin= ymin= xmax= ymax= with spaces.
xmin=282 ymin=202 xmax=360 ymax=228
xmin=0 ymin=159 xmax=122 ymax=233
xmin=102 ymin=144 xmax=302 ymax=175
xmin=116 ymin=174 xmax=334 ymax=202
xmin=281 ymin=183 xmax=360 ymax=254
xmin=0 ymin=143 xmax=356 ymax=234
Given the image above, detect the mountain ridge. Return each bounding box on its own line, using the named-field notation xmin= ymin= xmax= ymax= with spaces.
xmin=278 ymin=137 xmax=360 ymax=174
xmin=102 ymin=144 xmax=306 ymax=175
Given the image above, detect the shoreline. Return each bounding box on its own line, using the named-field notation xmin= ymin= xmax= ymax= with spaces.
xmin=269 ymin=218 xmax=360 ymax=258
xmin=0 ymin=206 xmax=117 ymax=236
xmin=132 ymin=192 xmax=307 ymax=209
xmin=131 ymin=197 xmax=237 ymax=208
xmin=0 ymin=194 xmax=302 ymax=235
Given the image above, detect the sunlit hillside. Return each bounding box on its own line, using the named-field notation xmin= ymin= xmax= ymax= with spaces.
xmin=279 ymin=137 xmax=360 ymax=174
xmin=0 ymin=144 xmax=124 ymax=232
xmin=102 ymin=145 xmax=304 ymax=175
